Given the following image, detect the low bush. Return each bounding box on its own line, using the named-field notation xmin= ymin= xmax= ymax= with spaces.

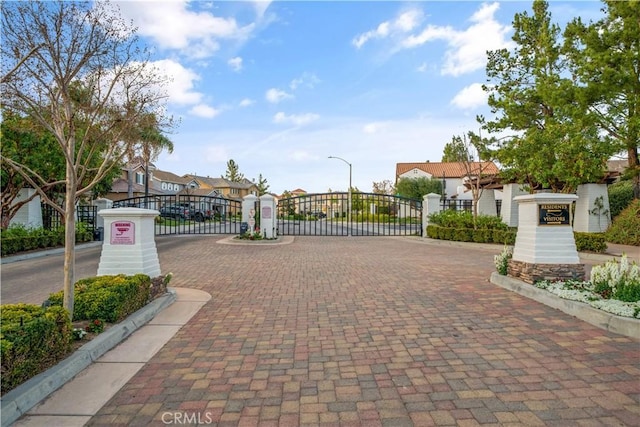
xmin=606 ymin=200 xmax=640 ymax=246
xmin=574 ymin=232 xmax=607 ymax=253
xmin=608 ymin=180 xmax=635 ymax=219
xmin=47 ymin=274 xmax=151 ymax=322
xmin=1 ymin=304 xmax=72 ymax=394
xmin=0 ymin=223 xmax=94 ymax=256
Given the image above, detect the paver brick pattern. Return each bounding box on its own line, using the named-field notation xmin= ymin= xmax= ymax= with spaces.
xmin=89 ymin=236 xmax=640 ymax=426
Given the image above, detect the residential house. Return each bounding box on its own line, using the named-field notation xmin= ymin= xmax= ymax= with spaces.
xmin=395 ymin=161 xmax=501 ymax=201
xmin=106 ymin=160 xmax=198 ymax=202
xmin=184 ymin=175 xmax=259 ymax=200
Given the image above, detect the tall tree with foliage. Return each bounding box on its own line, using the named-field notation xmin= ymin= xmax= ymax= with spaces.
xmin=441 ymin=138 xmax=472 ymax=163
xmin=481 ymin=0 xmax=614 ymax=192
xmin=0 ymin=0 xmax=172 ymax=317
xmin=256 ymin=173 xmax=270 ymax=196
xmin=224 ymin=159 xmax=245 ymax=182
xmin=564 ymin=0 xmax=640 ymax=199
xmin=395 ymin=177 xmax=442 ymax=199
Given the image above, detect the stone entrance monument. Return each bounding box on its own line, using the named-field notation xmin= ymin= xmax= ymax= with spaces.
xmin=508 ymin=193 xmax=585 ymax=283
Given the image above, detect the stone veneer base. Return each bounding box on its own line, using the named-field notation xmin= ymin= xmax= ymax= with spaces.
xmin=508 ymin=259 xmax=585 ymax=284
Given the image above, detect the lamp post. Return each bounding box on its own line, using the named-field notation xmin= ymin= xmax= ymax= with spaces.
xmin=328 ymin=156 xmax=352 ymax=236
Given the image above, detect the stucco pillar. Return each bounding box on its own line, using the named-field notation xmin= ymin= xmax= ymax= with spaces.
xmin=259 ymin=194 xmax=277 ymax=238
xmin=500 ymin=183 xmax=527 ymax=227
xmin=97 ymin=207 xmax=161 ymax=277
xmin=10 ymin=188 xmax=43 ymax=229
xmin=475 ymin=189 xmax=497 ymax=216
xmin=573 ymin=183 xmax=611 ymax=233
xmin=242 ymin=194 xmax=258 ymax=234
xmin=422 ymin=193 xmax=442 ymax=237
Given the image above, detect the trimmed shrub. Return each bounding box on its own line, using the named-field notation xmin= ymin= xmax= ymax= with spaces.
xmin=1 ymin=304 xmax=72 ymax=394
xmin=608 ymin=180 xmax=635 ymax=219
xmin=1 ymin=223 xmax=93 ymax=256
xmin=47 ymin=274 xmax=151 ymax=322
xmin=606 ymin=200 xmax=640 ymax=246
xmin=574 ymin=232 xmax=607 ymax=253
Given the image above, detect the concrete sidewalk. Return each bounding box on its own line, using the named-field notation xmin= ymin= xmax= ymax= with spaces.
xmin=9 ymin=288 xmax=210 ymax=427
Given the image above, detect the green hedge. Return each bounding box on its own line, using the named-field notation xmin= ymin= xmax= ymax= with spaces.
xmin=47 ymin=274 xmax=151 ymax=322
xmin=428 ymin=224 xmax=607 ymax=252
xmin=608 ymin=180 xmax=635 ymax=219
xmin=426 ymin=224 xmax=517 ymax=245
xmin=1 ymin=223 xmax=93 ymax=256
xmin=1 ymin=304 xmax=72 ymax=394
xmin=606 ymin=200 xmax=640 ymax=246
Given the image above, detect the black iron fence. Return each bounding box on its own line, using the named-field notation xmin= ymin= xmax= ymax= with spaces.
xmin=42 ymin=203 xmax=97 ymax=233
xmin=112 ymin=195 xmax=243 ymax=236
xmin=277 ymin=192 xmax=422 ymax=236
xmin=441 ymin=198 xmax=503 ymax=217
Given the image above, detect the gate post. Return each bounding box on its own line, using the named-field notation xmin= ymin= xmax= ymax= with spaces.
xmin=97 ymin=207 xmax=161 ymax=277
xmin=422 ymin=193 xmax=442 ymax=237
xmin=242 ymin=194 xmax=258 ymax=234
xmin=259 ymin=194 xmax=277 ymax=239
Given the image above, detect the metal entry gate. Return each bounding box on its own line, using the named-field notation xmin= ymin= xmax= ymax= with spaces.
xmin=112 ymin=195 xmax=243 ymax=236
xmin=277 ymin=192 xmax=422 ymax=236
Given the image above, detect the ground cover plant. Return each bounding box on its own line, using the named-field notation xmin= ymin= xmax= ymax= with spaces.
xmin=495 ymin=248 xmax=640 ymax=319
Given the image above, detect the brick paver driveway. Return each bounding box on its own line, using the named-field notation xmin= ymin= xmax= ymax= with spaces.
xmin=90 ymin=236 xmax=639 ymax=426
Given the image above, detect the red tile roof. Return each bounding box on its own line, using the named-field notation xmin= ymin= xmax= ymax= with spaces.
xmin=396 ymin=161 xmax=499 ymax=179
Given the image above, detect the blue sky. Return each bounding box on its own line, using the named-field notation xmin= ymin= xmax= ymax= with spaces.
xmin=114 ymin=1 xmax=604 ymax=194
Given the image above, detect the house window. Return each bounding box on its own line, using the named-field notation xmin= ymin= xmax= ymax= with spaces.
xmin=231 ymin=188 xmax=239 ymax=195
xmin=135 ymin=172 xmax=145 ymax=185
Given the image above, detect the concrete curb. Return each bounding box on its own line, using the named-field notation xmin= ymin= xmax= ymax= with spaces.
xmin=217 ymin=235 xmax=294 ymax=246
xmin=0 ymin=241 xmax=103 ymax=265
xmin=0 ymin=288 xmax=177 ymax=427
xmin=490 ymin=272 xmax=640 ymax=340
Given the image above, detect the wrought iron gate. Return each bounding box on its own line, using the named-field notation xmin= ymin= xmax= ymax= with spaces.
xmin=276 ymin=192 xmax=422 ymax=236
xmin=112 ymin=195 xmax=243 ymax=236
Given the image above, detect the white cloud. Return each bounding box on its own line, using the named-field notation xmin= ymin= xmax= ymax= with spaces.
xmin=352 ymin=8 xmax=423 ymax=49
xmin=362 ymin=122 xmax=388 ymax=134
xmin=228 ymin=57 xmax=243 ymax=72
xmin=114 ymin=0 xmax=256 ymax=59
xmin=450 ymin=83 xmax=488 ymax=110
xmin=290 ymin=72 xmax=321 ymax=90
xmin=153 ymin=59 xmax=202 ymax=106
xmin=239 ymin=98 xmax=255 ymax=107
xmin=266 ymin=88 xmax=293 ymax=104
xmin=417 ymin=62 xmax=428 ymax=73
xmin=357 ymin=2 xmax=513 ymax=77
xmin=190 ymin=104 xmax=221 ymax=118
xmin=289 ymin=150 xmax=313 ymax=161
xmin=273 ymin=112 xmax=320 ymax=126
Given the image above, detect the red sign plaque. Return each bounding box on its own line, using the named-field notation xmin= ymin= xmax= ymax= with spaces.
xmin=110 ymin=221 xmax=135 ymax=245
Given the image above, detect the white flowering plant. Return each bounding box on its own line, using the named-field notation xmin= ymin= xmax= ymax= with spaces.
xmin=494 ymin=245 xmax=512 ymax=275
xmin=535 ymin=255 xmax=640 ymax=319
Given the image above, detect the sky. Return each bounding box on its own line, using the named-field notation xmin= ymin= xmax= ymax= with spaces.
xmin=113 ymin=0 xmax=605 ymax=195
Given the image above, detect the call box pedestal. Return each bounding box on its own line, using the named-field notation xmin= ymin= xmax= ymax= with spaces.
xmin=508 ymin=193 xmax=584 ymax=283
xmin=97 ymin=208 xmax=161 ymax=277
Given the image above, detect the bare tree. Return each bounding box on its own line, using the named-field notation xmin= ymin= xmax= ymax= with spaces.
xmin=1 ymin=0 xmax=173 ymax=317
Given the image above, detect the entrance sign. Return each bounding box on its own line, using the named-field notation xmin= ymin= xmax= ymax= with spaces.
xmin=538 ymin=204 xmax=570 ymax=226
xmin=262 ymin=206 xmax=272 ymax=220
xmin=110 ymin=220 xmax=135 ymax=244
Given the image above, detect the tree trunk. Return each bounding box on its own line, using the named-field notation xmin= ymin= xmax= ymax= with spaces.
xmin=127 ymin=165 xmax=134 ymax=199
xmin=628 ymin=147 xmax=640 ymax=199
xmin=63 ymin=159 xmax=77 ymax=318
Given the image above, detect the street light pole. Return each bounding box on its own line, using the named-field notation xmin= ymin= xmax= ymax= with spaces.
xmin=328 ymin=156 xmax=352 ymax=236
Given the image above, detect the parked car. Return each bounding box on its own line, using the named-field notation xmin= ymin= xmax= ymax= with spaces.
xmin=159 ymin=205 xmax=190 ymax=220
xmin=172 ymin=202 xmax=212 ymax=222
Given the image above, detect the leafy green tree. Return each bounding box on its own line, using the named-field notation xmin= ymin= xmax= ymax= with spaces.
xmin=441 ymin=137 xmax=472 ymax=163
xmin=256 ymin=173 xmax=270 ymax=196
xmin=395 ymin=177 xmax=442 ymax=199
xmin=1 ymin=0 xmax=172 ymax=317
xmin=224 ymin=159 xmax=245 ymax=182
xmin=372 ymin=179 xmax=395 ymax=195
xmin=481 ymin=0 xmax=614 ymax=192
xmin=564 ymin=0 xmax=640 ymax=198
